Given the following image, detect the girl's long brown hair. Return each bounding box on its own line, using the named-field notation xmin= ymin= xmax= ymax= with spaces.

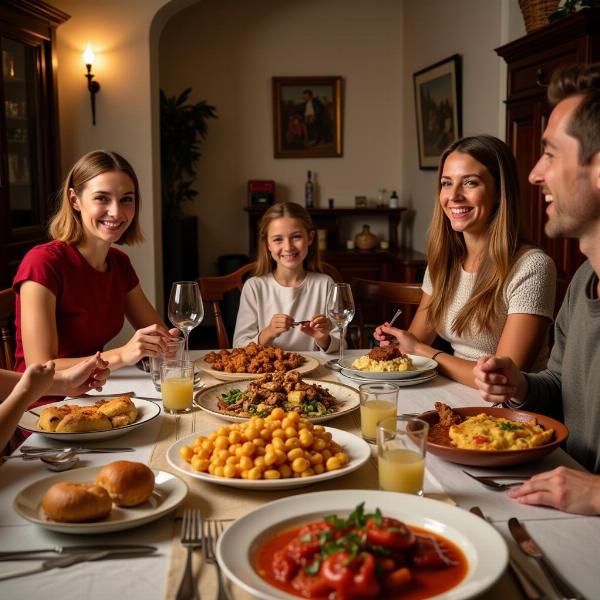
xmin=49 ymin=150 xmax=143 ymax=245
xmin=426 ymin=135 xmax=524 ymax=336
xmin=254 ymin=202 xmax=322 ymax=276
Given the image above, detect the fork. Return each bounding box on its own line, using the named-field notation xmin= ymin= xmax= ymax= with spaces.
xmin=176 ymin=508 xmax=202 ymax=600
xmin=202 ymin=519 xmax=228 ymax=600
xmin=463 ymin=470 xmax=528 ymax=490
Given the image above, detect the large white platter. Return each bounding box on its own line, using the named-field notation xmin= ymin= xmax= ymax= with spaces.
xmin=13 ymin=466 xmax=187 ymax=535
xmin=217 ymin=489 xmax=508 ymax=600
xmin=18 ymin=397 xmax=161 ymax=442
xmin=339 ymin=353 xmax=438 ymax=379
xmin=167 ymin=428 xmax=370 ymax=491
xmin=200 ymin=354 xmax=320 ymax=382
xmin=340 ymin=367 xmax=438 ymax=386
xmin=195 ymin=378 xmax=359 ymax=423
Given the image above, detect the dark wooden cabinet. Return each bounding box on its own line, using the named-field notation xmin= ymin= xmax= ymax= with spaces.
xmin=496 ymin=9 xmax=600 ymax=309
xmin=0 ymin=0 xmax=68 ymax=289
xmin=244 ymin=206 xmax=426 ymax=285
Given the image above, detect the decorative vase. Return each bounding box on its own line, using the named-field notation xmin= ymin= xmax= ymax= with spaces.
xmin=355 ymin=224 xmax=377 ymax=250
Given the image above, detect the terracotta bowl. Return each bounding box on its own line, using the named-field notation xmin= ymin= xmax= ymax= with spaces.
xmin=419 ymin=406 xmax=569 ymax=468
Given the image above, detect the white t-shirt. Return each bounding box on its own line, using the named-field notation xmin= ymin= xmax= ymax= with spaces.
xmin=233 ymin=271 xmax=340 ymax=352
xmin=422 ymin=248 xmax=556 ymax=371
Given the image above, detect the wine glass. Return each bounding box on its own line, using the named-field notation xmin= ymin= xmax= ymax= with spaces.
xmin=168 ymin=281 xmax=204 ymax=359
xmin=326 ymin=283 xmax=355 ymax=367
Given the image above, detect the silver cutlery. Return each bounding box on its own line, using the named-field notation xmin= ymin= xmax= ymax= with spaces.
xmin=176 ymin=507 xmax=202 ymax=600
xmin=388 ymin=307 xmax=403 ymax=327
xmin=203 ymin=519 xmax=228 ymax=600
xmin=291 ymin=320 xmax=310 ymax=326
xmin=469 ymin=507 xmax=547 ymax=600
xmin=20 ymin=446 xmax=135 ymax=454
xmin=509 ymin=517 xmax=583 ymax=600
xmin=0 ymin=547 xmax=157 ymax=580
xmin=0 ymin=544 xmax=157 ymax=561
xmin=463 ymin=470 xmax=528 ymax=491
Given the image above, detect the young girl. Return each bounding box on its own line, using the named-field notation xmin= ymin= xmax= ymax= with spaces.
xmin=233 ymin=202 xmax=339 ymax=352
xmin=375 ymin=135 xmax=556 ymax=387
xmin=13 ymin=150 xmax=179 ymax=373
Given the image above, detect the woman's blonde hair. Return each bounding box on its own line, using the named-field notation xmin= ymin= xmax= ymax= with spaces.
xmin=49 ymin=150 xmax=143 ymax=245
xmin=254 ymin=202 xmax=322 ymax=276
xmin=426 ymin=135 xmax=524 ymax=336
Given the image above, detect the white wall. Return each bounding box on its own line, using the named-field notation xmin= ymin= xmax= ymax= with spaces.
xmin=159 ymin=0 xmax=405 ymax=276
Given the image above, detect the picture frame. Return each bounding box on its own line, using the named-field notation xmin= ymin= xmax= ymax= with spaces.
xmin=354 ymin=195 xmax=367 ymax=208
xmin=272 ymin=76 xmax=343 ymax=158
xmin=413 ymin=55 xmax=462 ymax=170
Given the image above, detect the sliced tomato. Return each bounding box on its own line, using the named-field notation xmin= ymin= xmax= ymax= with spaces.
xmin=366 ymin=517 xmax=415 ymax=549
xmin=321 ymin=552 xmax=354 ymax=590
xmin=352 ymin=553 xmax=380 ymax=598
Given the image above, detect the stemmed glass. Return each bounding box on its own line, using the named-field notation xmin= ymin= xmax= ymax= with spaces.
xmin=326 ymin=283 xmax=355 ymax=367
xmin=168 ymin=281 xmax=204 ymax=359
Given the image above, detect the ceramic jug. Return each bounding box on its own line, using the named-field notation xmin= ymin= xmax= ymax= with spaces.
xmin=355 ymin=224 xmax=377 ymax=250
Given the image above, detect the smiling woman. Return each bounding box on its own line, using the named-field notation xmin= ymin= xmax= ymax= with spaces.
xmin=374 ymin=135 xmax=557 ymax=389
xmin=12 ymin=150 xmax=180 ymax=383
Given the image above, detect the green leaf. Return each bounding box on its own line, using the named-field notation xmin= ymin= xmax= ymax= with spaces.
xmin=305 ymin=559 xmax=321 ymax=575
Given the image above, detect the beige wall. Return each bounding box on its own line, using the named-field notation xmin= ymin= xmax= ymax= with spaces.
xmin=159 ymin=0 xmax=406 ymax=276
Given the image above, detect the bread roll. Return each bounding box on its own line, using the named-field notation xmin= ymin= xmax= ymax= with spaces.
xmin=96 ymin=461 xmax=155 ymax=507
xmin=42 ymin=482 xmax=112 ymax=522
xmin=96 ymin=396 xmax=138 ymax=427
xmin=38 ymin=405 xmax=77 ymax=432
xmin=55 ymin=408 xmax=112 ymax=433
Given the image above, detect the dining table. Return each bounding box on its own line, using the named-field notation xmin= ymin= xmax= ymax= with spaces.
xmin=0 ymin=348 xmax=597 ymax=600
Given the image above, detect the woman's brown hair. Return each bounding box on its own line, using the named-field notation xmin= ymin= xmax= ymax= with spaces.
xmin=426 ymin=135 xmax=524 ymax=336
xmin=254 ymin=202 xmax=322 ymax=276
xmin=49 ymin=150 xmax=143 ymax=245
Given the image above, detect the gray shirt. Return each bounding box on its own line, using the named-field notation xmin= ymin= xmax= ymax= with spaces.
xmin=519 ymin=261 xmax=600 ymax=473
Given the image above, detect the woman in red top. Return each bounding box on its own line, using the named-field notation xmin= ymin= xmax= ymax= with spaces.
xmin=13 ymin=150 xmax=178 ymax=372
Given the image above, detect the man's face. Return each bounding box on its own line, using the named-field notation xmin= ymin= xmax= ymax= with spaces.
xmin=529 ymin=95 xmax=600 ymax=241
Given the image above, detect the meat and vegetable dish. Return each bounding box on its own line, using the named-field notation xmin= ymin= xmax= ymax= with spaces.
xmin=430 ymin=403 xmax=554 ymax=451
xmin=255 ymin=502 xmax=467 ymax=599
xmin=204 ymin=342 xmax=305 ymax=374
xmin=216 ymin=372 xmax=341 ymax=418
xmin=351 ymin=346 xmax=414 ymax=372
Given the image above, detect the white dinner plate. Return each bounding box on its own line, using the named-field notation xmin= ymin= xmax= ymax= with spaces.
xmin=194 ymin=378 xmax=359 ymax=423
xmin=216 ymin=489 xmax=508 ymax=600
xmin=340 ymin=367 xmax=438 ymax=386
xmin=339 ymin=353 xmax=438 ymax=379
xmin=13 ymin=466 xmax=187 ymax=535
xmin=167 ymin=428 xmax=370 ymax=490
xmin=18 ymin=397 xmax=161 ymax=441
xmin=200 ymin=354 xmax=320 ymax=382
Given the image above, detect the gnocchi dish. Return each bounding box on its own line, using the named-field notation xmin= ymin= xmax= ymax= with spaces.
xmin=179 ymin=409 xmax=349 ymax=481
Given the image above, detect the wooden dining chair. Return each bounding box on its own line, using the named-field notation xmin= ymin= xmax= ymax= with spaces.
xmin=198 ymin=260 xmax=344 ymax=349
xmin=0 ymin=287 xmax=16 ymax=371
xmin=351 ymin=278 xmax=423 ymax=348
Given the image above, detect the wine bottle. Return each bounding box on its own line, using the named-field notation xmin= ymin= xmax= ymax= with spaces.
xmin=305 ymin=170 xmax=314 ymax=209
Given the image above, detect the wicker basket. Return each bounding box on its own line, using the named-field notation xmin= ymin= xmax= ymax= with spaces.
xmin=518 ymin=0 xmax=561 ymax=33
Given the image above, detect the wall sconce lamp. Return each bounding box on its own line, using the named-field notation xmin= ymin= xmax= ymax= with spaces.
xmin=83 ymin=43 xmax=100 ymax=125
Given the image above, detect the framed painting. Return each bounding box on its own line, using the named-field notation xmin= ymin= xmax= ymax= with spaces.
xmin=413 ymin=55 xmax=462 ymax=169
xmin=272 ymin=76 xmax=343 ymax=158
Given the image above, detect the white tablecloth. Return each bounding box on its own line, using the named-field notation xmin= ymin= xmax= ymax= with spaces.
xmin=0 ymin=350 xmax=597 ymax=599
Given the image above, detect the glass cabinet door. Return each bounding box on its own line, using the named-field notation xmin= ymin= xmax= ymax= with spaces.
xmin=2 ymin=36 xmax=42 ymax=229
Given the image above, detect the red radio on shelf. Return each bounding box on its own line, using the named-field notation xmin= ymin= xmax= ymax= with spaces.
xmin=247 ymin=180 xmax=275 ymax=207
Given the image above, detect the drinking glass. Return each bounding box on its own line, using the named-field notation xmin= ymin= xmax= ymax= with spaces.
xmin=326 ymin=283 xmax=355 ymax=367
xmin=359 ymin=382 xmax=399 ymax=443
xmin=150 ymin=337 xmax=185 ymax=391
xmin=377 ymin=415 xmax=429 ymax=495
xmin=168 ymin=281 xmax=204 ymax=359
xmin=161 ymin=359 xmax=194 ymax=414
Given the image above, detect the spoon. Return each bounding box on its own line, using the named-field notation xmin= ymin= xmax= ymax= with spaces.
xmin=40 ymin=450 xmax=79 ymax=472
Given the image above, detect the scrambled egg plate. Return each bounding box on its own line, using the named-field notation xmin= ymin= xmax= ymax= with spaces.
xmin=449 ymin=413 xmax=554 ymax=451
xmin=351 ymin=354 xmax=414 ymax=372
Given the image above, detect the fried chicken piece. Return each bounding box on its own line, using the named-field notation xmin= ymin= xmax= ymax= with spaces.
xmin=368 ymin=345 xmax=402 ymax=362
xmin=434 ymin=402 xmax=463 ymax=427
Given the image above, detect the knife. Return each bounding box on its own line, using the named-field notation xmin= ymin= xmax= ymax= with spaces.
xmin=20 ymin=446 xmax=135 ymax=454
xmin=469 ymin=507 xmax=546 ymax=599
xmin=508 ymin=517 xmax=583 ymax=599
xmin=0 ymin=544 xmax=157 ymax=561
xmin=0 ymin=547 xmax=157 ymax=581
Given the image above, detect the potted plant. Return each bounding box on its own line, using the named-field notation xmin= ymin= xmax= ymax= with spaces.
xmin=160 ymin=88 xmax=217 ymax=312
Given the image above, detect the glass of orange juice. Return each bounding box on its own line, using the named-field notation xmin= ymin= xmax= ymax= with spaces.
xmin=161 ymin=360 xmax=194 ymax=414
xmin=358 ymin=383 xmax=399 ymax=443
xmin=377 ymin=415 xmax=429 ymax=496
